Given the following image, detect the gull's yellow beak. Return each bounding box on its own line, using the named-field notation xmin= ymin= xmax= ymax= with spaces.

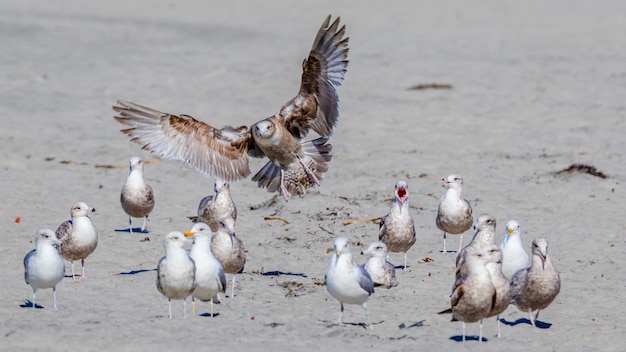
xmin=507 ymin=227 xmax=515 ymax=234
xmin=184 ymin=230 xmax=195 ymax=237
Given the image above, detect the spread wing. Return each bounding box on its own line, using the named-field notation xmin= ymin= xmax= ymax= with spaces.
xmin=279 ymin=15 xmax=349 ymax=139
xmin=113 ymin=100 xmax=254 ymax=182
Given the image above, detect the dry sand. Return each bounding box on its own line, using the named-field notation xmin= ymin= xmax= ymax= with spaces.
xmin=1 ymin=0 xmax=625 ymax=350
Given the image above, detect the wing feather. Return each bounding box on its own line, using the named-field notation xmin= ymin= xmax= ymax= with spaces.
xmin=113 ymin=100 xmax=253 ymax=182
xmin=280 ymin=15 xmax=349 ymax=139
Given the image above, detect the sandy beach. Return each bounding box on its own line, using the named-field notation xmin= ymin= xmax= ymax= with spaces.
xmin=1 ymin=0 xmax=625 ymax=350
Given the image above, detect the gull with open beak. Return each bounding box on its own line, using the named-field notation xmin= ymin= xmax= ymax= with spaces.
xmin=378 ymin=180 xmax=416 ymax=270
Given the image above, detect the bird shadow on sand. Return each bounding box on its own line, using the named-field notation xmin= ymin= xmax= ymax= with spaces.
xmin=320 ymin=319 xmax=384 ymax=330
xmin=114 ymin=227 xmax=149 ymax=234
xmin=116 ymin=268 xmax=157 ymax=275
xmin=198 ymin=312 xmax=221 ymax=318
xmin=20 ymin=300 xmax=43 ymax=309
xmin=500 ymin=317 xmax=552 ymax=329
xmin=262 ymin=270 xmax=308 ymax=278
xmin=393 ymin=265 xmax=409 ymax=270
xmin=449 ymin=335 xmax=488 ymax=342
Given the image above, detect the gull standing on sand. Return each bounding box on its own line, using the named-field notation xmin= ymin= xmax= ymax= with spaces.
xmin=500 ymin=220 xmax=529 ymax=279
xmin=156 ymin=231 xmax=196 ymax=319
xmin=484 ymin=245 xmax=512 ymax=338
xmin=185 ymin=223 xmax=227 ymax=317
xmin=113 ymin=15 xmax=349 ymax=200
xmin=325 ymin=237 xmax=375 ymax=328
xmin=456 ymin=214 xmax=497 ymax=267
xmin=55 ymin=202 xmax=97 ymax=281
xmin=378 ymin=180 xmax=416 ymax=270
xmin=510 ymin=238 xmax=561 ymax=327
xmin=448 ymin=246 xmax=497 ymax=342
xmin=211 ymin=217 xmax=245 ymax=298
xmin=196 ymin=179 xmax=237 ymax=232
xmin=436 ymin=174 xmax=473 ymax=254
xmin=361 ymin=241 xmax=398 ymax=289
xmin=23 ymin=229 xmax=65 ymax=310
xmin=120 ymin=156 xmax=155 ymax=233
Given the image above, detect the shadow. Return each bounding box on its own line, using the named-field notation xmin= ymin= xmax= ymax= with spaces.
xmin=440 ymin=250 xmax=458 ymax=254
xmin=450 ymin=335 xmax=488 ymax=342
xmin=262 ymin=271 xmax=308 ymax=278
xmin=117 ymin=268 xmax=157 ymax=275
xmin=500 ymin=317 xmax=552 ymax=329
xmin=393 ymin=265 xmax=409 ymax=270
xmin=114 ymin=227 xmax=149 ymax=234
xmin=198 ymin=312 xmax=221 ymax=318
xmin=20 ymin=300 xmax=43 ymax=309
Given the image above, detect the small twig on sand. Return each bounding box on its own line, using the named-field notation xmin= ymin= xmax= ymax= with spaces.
xmin=342 ymin=217 xmax=382 ymax=226
xmin=264 ymin=216 xmax=290 ymax=224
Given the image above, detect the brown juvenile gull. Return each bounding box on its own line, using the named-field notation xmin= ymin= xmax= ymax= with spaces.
xmin=196 ymin=179 xmax=237 ymax=232
xmin=112 ymin=15 xmax=349 ymax=201
xmin=325 ymin=237 xmax=375 ymax=329
xmin=156 ymin=231 xmax=197 ymax=319
xmin=185 ymin=223 xmax=227 ymax=317
xmin=436 ymin=174 xmax=473 ymax=254
xmin=23 ymin=229 xmax=65 ymax=311
xmin=500 ymin=220 xmax=529 ymax=279
xmin=55 ymin=202 xmax=98 ymax=281
xmin=448 ymin=245 xmax=497 ymax=342
xmin=378 ymin=180 xmax=416 ymax=270
xmin=361 ymin=241 xmax=398 ymax=289
xmin=120 ymin=156 xmax=155 ymax=233
xmin=456 ymin=213 xmax=497 ymax=268
xmin=484 ymin=245 xmax=511 ymax=338
xmin=510 ymin=238 xmax=561 ymax=327
xmin=211 ymin=217 xmax=245 ymax=298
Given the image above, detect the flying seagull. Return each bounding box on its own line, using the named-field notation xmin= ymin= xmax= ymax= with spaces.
xmin=113 ymin=15 xmax=349 ymax=200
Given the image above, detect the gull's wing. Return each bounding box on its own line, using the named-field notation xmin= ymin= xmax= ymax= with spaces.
xmin=279 ymin=15 xmax=349 ymax=139
xmin=113 ymin=100 xmax=254 ymax=182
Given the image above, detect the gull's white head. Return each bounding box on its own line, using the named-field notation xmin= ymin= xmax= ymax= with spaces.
xmin=474 ymin=213 xmax=496 ymax=232
xmin=214 ymin=179 xmax=228 ymax=193
xmin=163 ymin=231 xmax=188 ymax=250
xmin=184 ymin=222 xmax=212 ymax=239
xmin=34 ymin=228 xmax=61 ymax=246
xmin=129 ymin=156 xmax=144 ymax=172
xmin=442 ymin=174 xmax=464 ymax=189
xmin=333 ymin=237 xmax=351 ymax=258
xmin=394 ymin=180 xmax=409 ymax=204
xmin=70 ymin=202 xmax=95 ymax=218
xmin=361 ymin=241 xmax=388 ymax=258
xmin=505 ymin=220 xmax=521 ymax=235
xmin=252 ymin=119 xmax=277 ymax=140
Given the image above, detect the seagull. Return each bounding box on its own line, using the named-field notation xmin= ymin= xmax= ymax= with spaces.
xmin=55 ymin=202 xmax=98 ymax=281
xmin=510 ymin=238 xmax=561 ymax=327
xmin=120 ymin=156 xmax=155 ymax=233
xmin=378 ymin=180 xmax=416 ymax=270
xmin=210 ymin=217 xmax=245 ymax=298
xmin=156 ymin=231 xmax=196 ymax=319
xmin=325 ymin=237 xmax=374 ymax=329
xmin=484 ymin=245 xmax=511 ymax=338
xmin=196 ymin=179 xmax=237 ymax=232
xmin=23 ymin=229 xmax=65 ymax=310
xmin=361 ymin=241 xmax=398 ymax=289
xmin=456 ymin=214 xmax=497 ymax=268
xmin=112 ymin=15 xmax=349 ymax=201
xmin=185 ymin=223 xmax=227 ymax=317
xmin=500 ymin=220 xmax=529 ymax=279
xmin=448 ymin=245 xmax=496 ymax=342
xmin=436 ymin=174 xmax=473 ymax=254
